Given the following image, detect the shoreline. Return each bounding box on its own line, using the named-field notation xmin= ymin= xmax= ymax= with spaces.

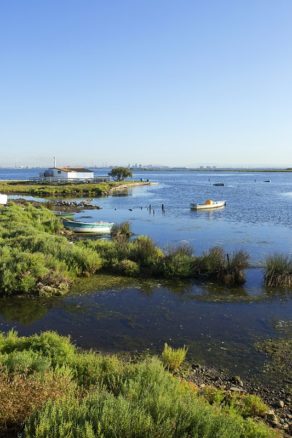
xmin=0 ymin=180 xmax=155 ymax=197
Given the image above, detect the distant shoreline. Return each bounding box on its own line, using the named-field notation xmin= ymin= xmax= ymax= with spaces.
xmin=1 ymin=167 xmax=292 ymax=173
xmin=128 ymin=167 xmax=292 ymax=173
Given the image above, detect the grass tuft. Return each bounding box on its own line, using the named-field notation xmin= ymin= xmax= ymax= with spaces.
xmin=161 ymin=343 xmax=188 ymax=371
xmin=264 ymin=254 xmax=292 ymax=287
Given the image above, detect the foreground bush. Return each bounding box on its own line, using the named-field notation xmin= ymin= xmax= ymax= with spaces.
xmin=0 ymin=331 xmax=274 ymax=438
xmin=25 ymin=357 xmax=272 ymax=438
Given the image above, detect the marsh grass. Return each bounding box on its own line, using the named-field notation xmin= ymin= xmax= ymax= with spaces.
xmin=110 ymin=221 xmax=132 ymax=242
xmin=162 ymin=343 xmax=188 ymax=371
xmin=197 ymin=248 xmax=249 ymax=286
xmin=264 ymin=254 xmax=292 ymax=287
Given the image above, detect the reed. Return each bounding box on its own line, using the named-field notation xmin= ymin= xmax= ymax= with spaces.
xmin=264 ymin=254 xmax=292 ymax=287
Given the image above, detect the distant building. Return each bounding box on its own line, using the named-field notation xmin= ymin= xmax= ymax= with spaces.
xmin=41 ymin=167 xmax=94 ymax=181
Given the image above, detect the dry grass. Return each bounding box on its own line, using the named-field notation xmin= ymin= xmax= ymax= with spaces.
xmin=0 ymin=368 xmax=75 ymax=436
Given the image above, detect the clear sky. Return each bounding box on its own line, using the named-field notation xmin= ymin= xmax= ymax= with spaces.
xmin=0 ymin=0 xmax=291 ymax=167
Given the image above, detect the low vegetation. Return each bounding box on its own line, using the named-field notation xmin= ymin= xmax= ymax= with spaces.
xmin=0 ymin=203 xmax=251 ymax=296
xmin=198 ymin=386 xmax=269 ymax=418
xmin=0 ymin=203 xmax=103 ymax=296
xmin=4 ymin=202 xmax=292 ymax=296
xmin=0 ymin=179 xmax=140 ymax=198
xmin=0 ymin=331 xmax=274 ymax=438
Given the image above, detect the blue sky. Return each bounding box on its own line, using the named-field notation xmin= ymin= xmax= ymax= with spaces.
xmin=0 ymin=0 xmax=291 ymax=167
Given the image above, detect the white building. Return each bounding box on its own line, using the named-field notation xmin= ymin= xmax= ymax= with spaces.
xmin=42 ymin=167 xmax=94 ymax=181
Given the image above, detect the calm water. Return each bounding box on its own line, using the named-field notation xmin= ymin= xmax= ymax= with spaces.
xmin=0 ymin=168 xmax=292 ymax=380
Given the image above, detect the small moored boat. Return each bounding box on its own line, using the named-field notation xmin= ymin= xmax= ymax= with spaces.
xmin=213 ymin=182 xmax=224 ymax=186
xmin=190 ymin=199 xmax=226 ymax=210
xmin=63 ymin=219 xmax=114 ymax=234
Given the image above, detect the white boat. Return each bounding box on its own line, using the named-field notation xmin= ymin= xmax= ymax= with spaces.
xmin=63 ymin=219 xmax=114 ymax=234
xmin=0 ymin=194 xmax=8 ymax=205
xmin=190 ymin=200 xmax=226 ymax=210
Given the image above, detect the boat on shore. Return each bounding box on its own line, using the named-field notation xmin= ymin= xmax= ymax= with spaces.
xmin=63 ymin=219 xmax=114 ymax=234
xmin=190 ymin=200 xmax=226 ymax=210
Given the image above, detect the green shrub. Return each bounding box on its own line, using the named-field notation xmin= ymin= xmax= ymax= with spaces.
xmin=163 ymin=245 xmax=194 ymax=278
xmin=0 ymin=350 xmax=51 ymax=374
xmin=129 ymin=236 xmax=164 ymax=272
xmin=161 ymin=343 xmax=188 ymax=371
xmin=0 ymin=204 xmax=105 ymax=295
xmin=200 ymin=386 xmax=268 ymax=419
xmin=0 ymin=331 xmax=76 ymax=367
xmin=118 ymin=259 xmax=140 ymax=276
xmin=72 ymin=352 xmax=124 ymax=391
xmin=229 ymin=394 xmax=268 ymax=418
xmin=199 ymin=386 xmax=226 ymax=405
xmin=24 ymin=357 xmax=273 ymax=438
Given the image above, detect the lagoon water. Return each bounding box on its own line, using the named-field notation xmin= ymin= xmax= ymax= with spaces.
xmin=0 ymin=168 xmax=292 ymax=381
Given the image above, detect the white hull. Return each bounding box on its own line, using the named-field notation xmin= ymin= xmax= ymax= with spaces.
xmin=63 ymin=219 xmax=114 ymax=234
xmin=191 ymin=200 xmax=226 ymax=210
xmin=70 ymin=227 xmax=113 ymax=234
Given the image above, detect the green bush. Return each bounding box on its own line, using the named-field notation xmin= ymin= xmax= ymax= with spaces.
xmin=118 ymin=259 xmax=140 ymax=276
xmin=0 ymin=331 xmax=76 ymax=367
xmin=129 ymin=236 xmax=164 ymax=272
xmin=25 ymin=357 xmax=273 ymax=438
xmin=0 ymin=350 xmax=51 ymax=374
xmin=161 ymin=343 xmax=188 ymax=371
xmin=163 ymin=245 xmax=194 ymax=278
xmin=229 ymin=394 xmax=268 ymax=418
xmin=0 ymin=204 xmax=104 ymax=295
xmin=72 ymin=352 xmax=123 ymax=389
xmin=199 ymin=386 xmax=268 ymax=419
